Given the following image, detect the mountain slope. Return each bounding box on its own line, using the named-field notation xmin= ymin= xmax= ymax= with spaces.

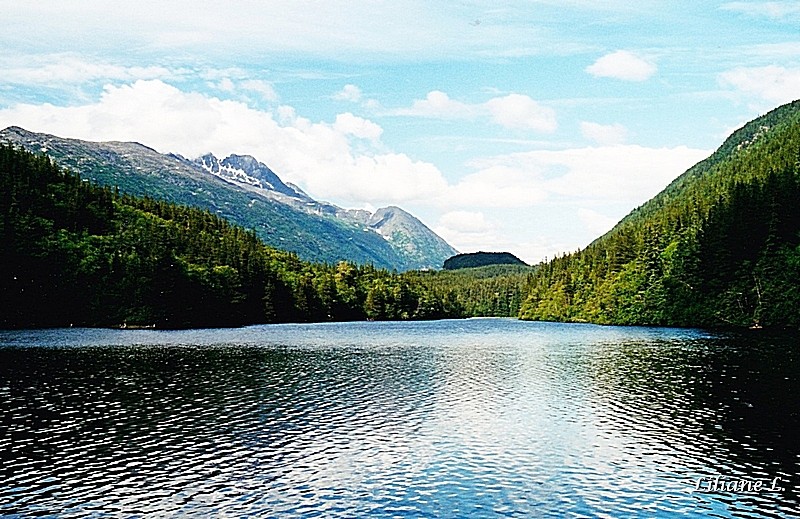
xmin=195 ymin=153 xmax=308 ymax=199
xmin=520 ymin=100 xmax=800 ymax=329
xmin=191 ymin=156 xmax=457 ymax=265
xmin=361 ymin=206 xmax=457 ymax=270
xmin=0 ymin=127 xmax=456 ymax=270
xmin=0 ymin=144 xmax=465 ymax=328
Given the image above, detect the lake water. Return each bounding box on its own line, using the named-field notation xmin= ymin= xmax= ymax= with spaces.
xmin=1 ymin=318 xmax=798 ymax=518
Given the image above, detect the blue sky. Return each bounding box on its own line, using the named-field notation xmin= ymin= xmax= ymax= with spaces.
xmin=2 ymin=1 xmax=799 ymax=263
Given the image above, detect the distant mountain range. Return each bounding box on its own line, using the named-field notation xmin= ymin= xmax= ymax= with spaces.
xmin=0 ymin=126 xmax=457 ymax=270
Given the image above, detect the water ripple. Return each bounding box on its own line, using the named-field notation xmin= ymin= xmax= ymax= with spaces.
xmin=0 ymin=319 xmax=798 ymax=517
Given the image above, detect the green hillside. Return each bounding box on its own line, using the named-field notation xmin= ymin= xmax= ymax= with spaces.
xmin=409 ymin=264 xmax=535 ymax=317
xmin=520 ymin=100 xmax=800 ymax=329
xmin=0 ymin=127 xmax=455 ymax=271
xmin=0 ymin=145 xmax=463 ymax=328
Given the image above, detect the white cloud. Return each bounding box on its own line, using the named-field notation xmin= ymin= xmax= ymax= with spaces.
xmin=580 ymin=121 xmax=628 ymax=145
xmin=323 ymin=153 xmax=448 ymax=203
xmin=433 ymin=210 xmax=563 ymax=260
xmin=1 ymin=54 xmax=174 ymax=85
xmin=438 ymin=145 xmax=707 ymax=262
xmin=586 ymin=50 xmax=657 ymax=81
xmin=333 ymin=84 xmax=363 ymax=102
xmin=721 ymin=2 xmax=800 ymax=19
xmin=432 ymin=226 xmax=501 ymax=256
xmin=485 ymin=94 xmax=557 ymax=132
xmin=432 ymin=211 xmax=499 ymax=256
xmin=577 ymin=208 xmax=618 ymax=236
xmin=215 ymin=78 xmax=236 ymax=93
xmin=391 ymin=91 xmax=556 ymax=132
xmin=719 ymin=65 xmax=800 ymax=104
xmin=467 ymin=145 xmax=709 ymax=205
xmin=239 ymin=79 xmax=279 ymax=102
xmin=0 ymin=54 xmax=281 ymax=106
xmin=743 ymin=42 xmax=800 ymax=59
xmin=211 ymin=78 xmax=278 ymax=102
xmin=0 ymin=79 xmax=446 ymax=206
xmin=276 ymin=105 xmax=298 ymax=125
xmin=396 ymin=91 xmax=476 ymax=119
xmin=543 ymin=146 xmax=708 ymax=202
xmin=511 ymin=238 xmax=574 ymax=265
xmin=1 ymin=80 xmax=700 ymax=213
xmin=443 ymin=166 xmax=548 ymax=208
xmin=0 ymin=2 xmax=584 ymax=62
xmin=333 ymin=112 xmax=383 ymax=142
xmin=437 ymin=211 xmax=493 ymax=234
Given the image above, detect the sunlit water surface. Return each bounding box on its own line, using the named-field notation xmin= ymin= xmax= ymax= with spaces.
xmin=1 ymin=318 xmax=798 ymax=517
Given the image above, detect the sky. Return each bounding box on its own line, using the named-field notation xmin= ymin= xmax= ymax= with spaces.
xmin=1 ymin=1 xmax=799 ymax=264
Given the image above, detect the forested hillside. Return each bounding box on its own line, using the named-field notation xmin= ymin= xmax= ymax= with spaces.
xmin=0 ymin=126 xmax=457 ymax=271
xmin=409 ymin=265 xmax=535 ymax=317
xmin=0 ymin=145 xmax=464 ymax=328
xmin=10 ymin=99 xmax=797 ymax=330
xmin=520 ymin=100 xmax=800 ymax=329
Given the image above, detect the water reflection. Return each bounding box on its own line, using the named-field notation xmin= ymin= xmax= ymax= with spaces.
xmin=585 ymin=332 xmax=800 ymax=517
xmin=0 ymin=320 xmax=797 ymax=517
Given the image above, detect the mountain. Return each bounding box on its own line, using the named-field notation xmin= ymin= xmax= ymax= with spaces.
xmin=520 ymin=100 xmax=800 ymax=329
xmin=195 ymin=153 xmax=307 ymax=199
xmin=0 ymin=126 xmax=457 ymax=271
xmin=443 ymin=251 xmax=527 ymax=270
xmin=190 ymin=156 xmax=457 ymax=267
xmin=357 ymin=206 xmax=459 ymax=271
xmin=0 ymin=144 xmax=464 ymax=328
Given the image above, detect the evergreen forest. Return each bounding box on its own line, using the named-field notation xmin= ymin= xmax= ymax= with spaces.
xmin=4 ymin=99 xmax=800 ymax=330
xmin=0 ymin=144 xmax=511 ymax=328
xmin=520 ymin=100 xmax=800 ymax=329
xmin=408 ymin=265 xmax=533 ymax=318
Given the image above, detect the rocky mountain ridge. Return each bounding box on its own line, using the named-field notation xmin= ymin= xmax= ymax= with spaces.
xmin=0 ymin=126 xmax=457 ymax=270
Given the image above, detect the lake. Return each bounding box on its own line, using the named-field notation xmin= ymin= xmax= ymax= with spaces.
xmin=0 ymin=318 xmax=798 ymax=517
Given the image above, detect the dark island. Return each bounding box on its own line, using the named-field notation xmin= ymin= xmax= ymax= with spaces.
xmin=443 ymin=252 xmax=527 ymax=270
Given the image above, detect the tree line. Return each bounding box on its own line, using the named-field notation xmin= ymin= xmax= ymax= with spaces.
xmin=14 ymin=96 xmax=797 ymax=333
xmin=1 ymin=144 xmax=500 ymax=328
xmin=407 ymin=265 xmax=534 ymax=318
xmin=520 ymin=101 xmax=800 ymax=329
